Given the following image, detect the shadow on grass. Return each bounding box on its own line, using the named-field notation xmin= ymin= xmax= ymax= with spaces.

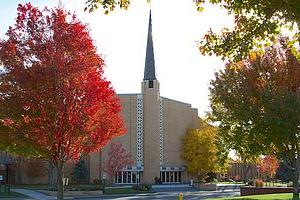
xmin=0 ymin=191 xmax=27 ymax=198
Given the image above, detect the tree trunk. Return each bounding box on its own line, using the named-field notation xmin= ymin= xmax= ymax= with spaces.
xmin=56 ymin=161 xmax=65 ymax=200
xmin=48 ymin=162 xmax=56 ymax=189
xmin=293 ymin=167 xmax=299 ymax=200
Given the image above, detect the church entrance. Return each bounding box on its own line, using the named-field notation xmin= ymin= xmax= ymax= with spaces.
xmin=160 ymin=171 xmax=182 ymax=183
xmin=114 ymin=171 xmax=142 ymax=184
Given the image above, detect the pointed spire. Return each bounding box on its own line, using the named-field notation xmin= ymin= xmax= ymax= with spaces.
xmin=144 ymin=10 xmax=156 ymax=81
xmin=58 ymin=0 xmax=63 ymax=8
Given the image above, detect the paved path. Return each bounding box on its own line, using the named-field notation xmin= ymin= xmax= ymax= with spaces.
xmin=11 ymin=189 xmax=56 ymax=200
xmin=8 ymin=188 xmax=239 ymax=200
xmin=152 ymin=183 xmax=197 ymax=192
xmin=75 ymin=190 xmax=239 ymax=200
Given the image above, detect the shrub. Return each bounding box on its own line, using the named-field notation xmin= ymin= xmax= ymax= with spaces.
xmin=93 ymin=179 xmax=101 ymax=184
xmin=254 ymin=179 xmax=264 ymax=187
xmin=247 ymin=180 xmax=254 ymax=186
xmin=132 ymin=184 xmax=152 ymax=191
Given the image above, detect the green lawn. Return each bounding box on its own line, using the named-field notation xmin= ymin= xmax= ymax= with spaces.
xmin=12 ymin=184 xmax=102 ymax=191
xmin=104 ymin=187 xmax=150 ymax=194
xmin=214 ymin=182 xmax=244 ymax=184
xmin=12 ymin=184 xmax=52 ymax=190
xmin=12 ymin=184 xmax=147 ymax=195
xmin=0 ymin=191 xmax=28 ymax=198
xmin=207 ymin=193 xmax=293 ymax=200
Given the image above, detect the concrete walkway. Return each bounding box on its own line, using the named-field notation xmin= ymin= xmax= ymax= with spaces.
xmin=152 ymin=184 xmax=197 ymax=192
xmin=12 ymin=189 xmax=56 ymax=200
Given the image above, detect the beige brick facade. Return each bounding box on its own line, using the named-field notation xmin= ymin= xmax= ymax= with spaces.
xmin=89 ymin=78 xmax=199 ymax=184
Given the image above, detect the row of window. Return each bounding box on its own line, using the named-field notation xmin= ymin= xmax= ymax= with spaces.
xmin=114 ymin=171 xmax=183 ymax=184
xmin=160 ymin=171 xmax=182 ymax=183
xmin=115 ymin=171 xmax=141 ymax=184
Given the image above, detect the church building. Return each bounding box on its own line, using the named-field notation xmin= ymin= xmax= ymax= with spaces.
xmin=89 ymin=12 xmax=199 ymax=184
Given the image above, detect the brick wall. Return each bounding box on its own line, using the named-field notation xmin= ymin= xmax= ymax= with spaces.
xmin=240 ymin=186 xmax=293 ymax=196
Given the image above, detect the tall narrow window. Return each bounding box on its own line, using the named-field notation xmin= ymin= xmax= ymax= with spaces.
xmin=132 ymin=172 xmax=136 ymax=183
xmin=149 ymin=80 xmax=153 ymax=88
xmin=166 ymin=172 xmax=170 ymax=182
xmin=178 ymin=172 xmax=182 ymax=182
xmin=162 ymin=172 xmax=165 ymax=183
xmin=170 ymin=172 xmax=174 ymax=183
xmin=123 ymin=171 xmax=127 ymax=183
xmin=118 ymin=172 xmax=122 ymax=183
xmin=128 ymin=172 xmax=132 ymax=183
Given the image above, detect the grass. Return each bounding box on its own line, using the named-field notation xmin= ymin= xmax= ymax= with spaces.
xmin=12 ymin=184 xmax=52 ymax=190
xmin=207 ymin=193 xmax=293 ymax=200
xmin=12 ymin=184 xmax=102 ymax=191
xmin=12 ymin=184 xmax=149 ymax=195
xmin=214 ymin=181 xmax=244 ymax=184
xmin=65 ymin=184 xmax=102 ymax=191
xmin=0 ymin=191 xmax=28 ymax=198
xmin=104 ymin=187 xmax=150 ymax=194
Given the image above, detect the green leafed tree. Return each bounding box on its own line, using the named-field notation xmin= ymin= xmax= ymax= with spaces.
xmin=198 ymin=0 xmax=300 ymax=61
xmin=182 ymin=120 xmax=227 ymax=182
xmin=209 ymin=40 xmax=300 ymax=199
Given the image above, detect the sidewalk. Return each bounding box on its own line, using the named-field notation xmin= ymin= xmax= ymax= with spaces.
xmin=11 ymin=189 xmax=71 ymax=200
xmin=12 ymin=189 xmax=55 ymax=200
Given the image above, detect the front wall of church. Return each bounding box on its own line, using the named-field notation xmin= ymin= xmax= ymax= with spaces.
xmin=89 ymin=94 xmax=199 ymax=184
xmin=89 ymin=94 xmax=138 ymax=183
xmin=162 ymin=98 xmax=198 ymax=165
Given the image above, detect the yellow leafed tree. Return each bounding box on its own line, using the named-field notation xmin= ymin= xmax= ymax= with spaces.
xmin=182 ymin=122 xmax=219 ymax=182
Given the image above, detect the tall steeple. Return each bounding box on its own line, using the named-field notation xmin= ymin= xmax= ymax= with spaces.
xmin=144 ymin=11 xmax=156 ymax=81
xmin=141 ymin=10 xmax=161 ymax=184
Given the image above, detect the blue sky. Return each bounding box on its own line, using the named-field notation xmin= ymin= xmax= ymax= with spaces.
xmin=0 ymin=0 xmax=234 ymax=117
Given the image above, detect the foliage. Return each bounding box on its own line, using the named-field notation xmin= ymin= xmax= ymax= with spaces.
xmin=258 ymin=155 xmax=279 ymax=181
xmin=182 ymin=121 xmax=224 ymax=182
xmin=0 ymin=3 xmax=125 ymax=199
xmin=102 ymin=141 xmax=133 ymax=180
xmin=209 ymin=40 xmax=300 ymax=199
xmin=276 ymin=162 xmax=293 ymax=183
xmin=84 ymin=0 xmax=131 ymax=14
xmin=132 ymin=184 xmax=152 ymax=191
xmin=254 ymin=179 xmax=264 ymax=187
xmin=198 ymin=0 xmax=300 ymax=61
xmin=83 ymin=0 xmax=151 ymax=14
xmin=205 ymin=172 xmax=217 ymax=183
xmin=72 ymin=158 xmax=89 ymax=183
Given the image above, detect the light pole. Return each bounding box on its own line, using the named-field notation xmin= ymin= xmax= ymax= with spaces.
xmin=102 ymin=174 xmax=106 ymax=194
xmin=137 ymin=164 xmax=141 ymax=188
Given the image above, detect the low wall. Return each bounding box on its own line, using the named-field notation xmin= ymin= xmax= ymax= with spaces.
xmin=193 ymin=183 xmax=217 ymax=191
xmin=240 ymin=186 xmax=293 ymax=196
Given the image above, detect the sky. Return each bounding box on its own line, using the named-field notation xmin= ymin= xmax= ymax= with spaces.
xmin=0 ymin=0 xmax=234 ymax=117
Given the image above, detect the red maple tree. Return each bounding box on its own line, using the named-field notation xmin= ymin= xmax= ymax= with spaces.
xmin=103 ymin=141 xmax=133 ymax=182
xmin=0 ymin=4 xmax=125 ymax=199
xmin=258 ymin=155 xmax=279 ymax=181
